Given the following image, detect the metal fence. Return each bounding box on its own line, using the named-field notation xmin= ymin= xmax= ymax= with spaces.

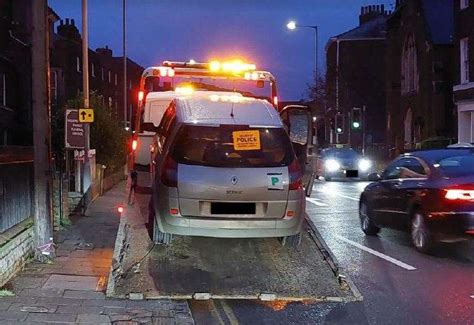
xmin=0 ymin=162 xmax=34 ymax=233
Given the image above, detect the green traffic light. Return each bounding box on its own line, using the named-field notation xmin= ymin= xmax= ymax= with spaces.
xmin=352 ymin=121 xmax=360 ymax=129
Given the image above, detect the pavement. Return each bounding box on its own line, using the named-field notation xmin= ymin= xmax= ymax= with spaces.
xmin=0 ymin=181 xmax=194 ymax=324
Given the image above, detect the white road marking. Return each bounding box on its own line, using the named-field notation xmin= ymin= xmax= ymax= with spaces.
xmin=316 ymin=189 xmax=359 ymax=202
xmin=306 ymin=197 xmax=328 ymax=207
xmin=334 ymin=235 xmax=417 ymax=271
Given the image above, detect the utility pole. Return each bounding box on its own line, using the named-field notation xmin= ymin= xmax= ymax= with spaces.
xmin=123 ymin=0 xmax=127 ymax=128
xmin=31 ymin=0 xmax=53 ymax=257
xmin=362 ymin=105 xmax=366 ymax=155
xmin=81 ymin=0 xmax=90 ymax=199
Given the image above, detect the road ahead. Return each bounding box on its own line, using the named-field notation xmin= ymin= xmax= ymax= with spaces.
xmin=191 ymin=180 xmax=474 ymax=324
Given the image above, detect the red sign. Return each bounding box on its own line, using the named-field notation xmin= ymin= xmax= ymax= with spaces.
xmin=65 ymin=109 xmax=85 ymax=149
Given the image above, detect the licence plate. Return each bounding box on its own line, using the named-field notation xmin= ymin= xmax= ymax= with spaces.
xmin=346 ymin=170 xmax=358 ymax=178
xmin=211 ymin=203 xmax=256 ymax=215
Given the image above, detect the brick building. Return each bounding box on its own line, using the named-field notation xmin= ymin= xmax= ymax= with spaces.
xmin=325 ymin=5 xmax=389 ymax=155
xmin=454 ymin=0 xmax=474 ymax=143
xmin=386 ymin=0 xmax=455 ymax=156
xmin=51 ymin=18 xmax=143 ymax=125
xmin=0 ymin=0 xmax=59 ymax=286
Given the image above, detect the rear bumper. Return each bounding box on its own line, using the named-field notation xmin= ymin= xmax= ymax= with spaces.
xmin=427 ymin=211 xmax=474 ymax=239
xmin=157 ymin=214 xmax=304 ymax=238
xmin=156 ymin=195 xmax=305 ymax=238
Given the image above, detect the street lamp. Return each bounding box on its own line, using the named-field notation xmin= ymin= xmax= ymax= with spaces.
xmin=286 ymin=20 xmax=319 ymax=78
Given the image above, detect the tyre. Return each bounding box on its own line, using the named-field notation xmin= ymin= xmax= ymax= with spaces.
xmin=147 ymin=199 xmax=173 ymax=245
xmin=325 ymin=175 xmax=332 ymax=182
xmin=359 ymin=200 xmax=380 ymax=236
xmin=411 ymin=212 xmax=433 ymax=253
xmin=146 ymin=199 xmax=155 ymax=241
xmin=305 ymin=173 xmax=315 ymax=197
xmin=280 ymin=232 xmax=302 ymax=248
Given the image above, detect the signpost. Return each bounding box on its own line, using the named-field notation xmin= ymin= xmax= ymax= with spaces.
xmin=65 ymin=109 xmax=85 ymax=149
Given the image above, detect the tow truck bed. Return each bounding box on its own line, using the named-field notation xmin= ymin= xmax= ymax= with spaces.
xmin=107 ymin=173 xmax=360 ymax=302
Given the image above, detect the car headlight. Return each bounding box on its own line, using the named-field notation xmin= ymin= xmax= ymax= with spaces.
xmin=358 ymin=159 xmax=372 ymax=171
xmin=325 ymin=159 xmax=340 ymax=172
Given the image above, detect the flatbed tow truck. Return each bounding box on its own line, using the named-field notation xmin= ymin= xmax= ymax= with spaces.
xmin=106 ymin=172 xmax=361 ymax=303
xmin=109 ymin=59 xmax=362 ymax=303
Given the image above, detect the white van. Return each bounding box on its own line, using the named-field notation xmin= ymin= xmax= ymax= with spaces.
xmin=134 ymin=91 xmax=177 ymax=166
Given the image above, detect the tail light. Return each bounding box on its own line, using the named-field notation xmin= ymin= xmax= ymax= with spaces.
xmin=132 ymin=139 xmax=138 ymax=151
xmin=273 ymin=96 xmax=279 ymax=107
xmin=161 ymin=155 xmax=178 ymax=187
xmin=138 ymin=91 xmax=144 ymax=102
xmin=288 ymin=159 xmax=302 ymax=190
xmin=444 ymin=188 xmax=474 ymax=201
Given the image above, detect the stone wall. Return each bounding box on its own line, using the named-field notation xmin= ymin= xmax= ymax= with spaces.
xmin=0 ymin=220 xmax=34 ymax=287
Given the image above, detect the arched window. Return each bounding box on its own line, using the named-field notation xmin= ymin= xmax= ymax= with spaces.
xmin=401 ymin=34 xmax=419 ymax=94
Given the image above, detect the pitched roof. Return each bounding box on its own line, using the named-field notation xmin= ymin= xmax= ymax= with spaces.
xmin=330 ymin=15 xmax=387 ymax=41
xmin=421 ymin=0 xmax=454 ymax=45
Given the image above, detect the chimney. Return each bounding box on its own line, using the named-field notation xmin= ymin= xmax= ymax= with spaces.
xmin=96 ymin=46 xmax=113 ymax=57
xmin=359 ymin=3 xmax=390 ymax=25
xmin=57 ymin=17 xmax=81 ymax=42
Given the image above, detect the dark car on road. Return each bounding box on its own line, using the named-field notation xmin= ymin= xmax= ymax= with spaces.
xmin=359 ymin=149 xmax=474 ymax=253
xmin=316 ymin=147 xmax=373 ymax=181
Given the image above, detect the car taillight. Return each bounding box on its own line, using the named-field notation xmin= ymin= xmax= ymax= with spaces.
xmin=132 ymin=139 xmax=138 ymax=151
xmin=288 ymin=159 xmax=302 ymax=190
xmin=161 ymin=155 xmax=178 ymax=187
xmin=444 ymin=189 xmax=474 ymax=201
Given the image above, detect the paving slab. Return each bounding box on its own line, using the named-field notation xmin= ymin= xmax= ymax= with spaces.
xmin=42 ymin=275 xmax=101 ymax=291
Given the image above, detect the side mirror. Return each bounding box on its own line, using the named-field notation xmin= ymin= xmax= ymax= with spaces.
xmin=367 ymin=172 xmax=381 ymax=182
xmin=142 ymin=122 xmax=159 ymax=133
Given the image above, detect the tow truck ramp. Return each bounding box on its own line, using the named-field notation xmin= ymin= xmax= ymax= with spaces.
xmin=107 ymin=191 xmax=362 ymax=303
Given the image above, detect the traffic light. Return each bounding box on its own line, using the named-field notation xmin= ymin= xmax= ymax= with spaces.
xmin=335 ymin=113 xmax=344 ymax=134
xmin=352 ymin=107 xmax=361 ymax=129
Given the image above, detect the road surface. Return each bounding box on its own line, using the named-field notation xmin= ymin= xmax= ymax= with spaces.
xmin=191 ymin=180 xmax=474 ymax=324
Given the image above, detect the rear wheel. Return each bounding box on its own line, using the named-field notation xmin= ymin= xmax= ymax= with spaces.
xmin=359 ymin=200 xmax=380 ymax=236
xmin=280 ymin=232 xmax=302 ymax=248
xmin=411 ymin=212 xmax=433 ymax=253
xmin=305 ymin=173 xmax=315 ymax=197
xmin=147 ymin=199 xmax=173 ymax=245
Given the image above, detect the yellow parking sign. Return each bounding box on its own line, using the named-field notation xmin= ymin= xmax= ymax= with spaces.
xmin=79 ymin=109 xmax=94 ymax=123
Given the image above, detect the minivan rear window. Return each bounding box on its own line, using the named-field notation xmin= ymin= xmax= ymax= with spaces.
xmin=170 ymin=125 xmax=295 ymax=168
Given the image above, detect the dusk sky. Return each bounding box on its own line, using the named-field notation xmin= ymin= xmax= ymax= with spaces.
xmin=49 ymin=0 xmax=394 ymax=100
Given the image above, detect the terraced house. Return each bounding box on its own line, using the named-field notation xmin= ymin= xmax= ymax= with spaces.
xmin=454 ymin=0 xmax=474 ymax=143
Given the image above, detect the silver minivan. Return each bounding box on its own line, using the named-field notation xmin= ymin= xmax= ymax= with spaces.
xmin=144 ymin=93 xmax=313 ymax=246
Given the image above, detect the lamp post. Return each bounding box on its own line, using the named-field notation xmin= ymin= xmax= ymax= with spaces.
xmin=286 ymin=20 xmax=319 ymax=78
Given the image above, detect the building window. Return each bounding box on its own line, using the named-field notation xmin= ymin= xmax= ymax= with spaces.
xmin=108 ymin=71 xmax=111 ymax=83
xmin=51 ymin=70 xmax=58 ymax=103
xmin=0 ymin=73 xmax=6 ymax=107
xmin=101 ymin=67 xmax=105 ymax=81
xmin=91 ymin=63 xmax=96 ymax=77
xmin=461 ymin=0 xmax=469 ymax=9
xmin=115 ymin=74 xmax=118 ymax=85
xmin=460 ymin=38 xmax=470 ymax=84
xmin=76 ymin=57 xmax=81 ymax=73
xmin=401 ymin=34 xmax=419 ymax=94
